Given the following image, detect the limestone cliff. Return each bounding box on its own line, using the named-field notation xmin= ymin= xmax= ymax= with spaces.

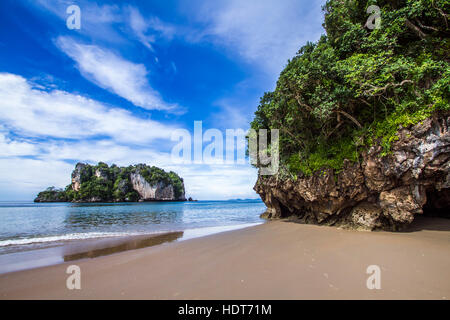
xmin=35 ymin=162 xmax=186 ymax=203
xmin=130 ymin=173 xmax=178 ymax=201
xmin=255 ymin=113 xmax=450 ymax=230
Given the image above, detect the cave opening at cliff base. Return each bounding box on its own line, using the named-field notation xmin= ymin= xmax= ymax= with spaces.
xmin=422 ymin=188 xmax=450 ymax=219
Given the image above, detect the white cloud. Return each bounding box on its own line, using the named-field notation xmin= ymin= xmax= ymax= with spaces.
xmin=32 ymin=0 xmax=324 ymax=81
xmin=127 ymin=7 xmax=176 ymax=51
xmin=31 ymin=1 xmax=176 ymax=48
xmin=128 ymin=6 xmax=156 ymax=50
xmin=32 ymin=0 xmax=127 ymax=44
xmin=0 ymin=128 xmax=39 ymax=157
xmin=42 ymin=139 xmax=172 ymax=166
xmin=209 ymin=77 xmax=264 ymax=130
xmin=56 ymin=37 xmax=181 ymax=113
xmin=0 ymin=158 xmax=74 ymax=201
xmin=175 ymin=165 xmax=259 ymax=200
xmin=185 ymin=0 xmax=325 ymax=78
xmin=210 ymin=104 xmax=251 ymax=142
xmin=0 ymin=73 xmax=177 ymax=144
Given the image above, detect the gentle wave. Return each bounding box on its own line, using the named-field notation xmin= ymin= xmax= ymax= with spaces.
xmin=0 ymin=223 xmax=263 ymax=248
xmin=0 ymin=232 xmax=152 ymax=247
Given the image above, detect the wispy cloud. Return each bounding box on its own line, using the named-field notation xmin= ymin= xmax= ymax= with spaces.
xmin=0 ymin=157 xmax=74 ymax=201
xmin=32 ymin=1 xmax=177 ymax=46
xmin=0 ymin=72 xmax=177 ymax=143
xmin=0 ymin=129 xmax=39 ymax=157
xmin=126 ymin=6 xmax=176 ymax=51
xmin=184 ymin=0 xmax=325 ymax=78
xmin=174 ymin=164 xmax=259 ymax=200
xmin=55 ymin=37 xmax=182 ymax=113
xmin=32 ymin=0 xmax=126 ymax=44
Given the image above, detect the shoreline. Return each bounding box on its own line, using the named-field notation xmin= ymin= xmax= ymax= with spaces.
xmin=0 ymin=217 xmax=449 ymax=299
xmin=0 ymin=223 xmax=263 ymax=274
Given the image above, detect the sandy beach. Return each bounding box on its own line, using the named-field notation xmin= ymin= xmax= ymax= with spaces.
xmin=0 ymin=217 xmax=449 ymax=300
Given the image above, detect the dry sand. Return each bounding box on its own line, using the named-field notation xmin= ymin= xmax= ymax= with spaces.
xmin=0 ymin=217 xmax=449 ymax=299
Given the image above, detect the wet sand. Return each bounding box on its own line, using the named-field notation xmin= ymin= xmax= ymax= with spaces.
xmin=0 ymin=217 xmax=449 ymax=299
xmin=0 ymin=232 xmax=184 ymax=274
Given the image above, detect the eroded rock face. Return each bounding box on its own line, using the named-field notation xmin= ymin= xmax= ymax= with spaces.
xmin=130 ymin=173 xmax=180 ymax=201
xmin=379 ymin=185 xmax=427 ymax=224
xmin=71 ymin=163 xmax=87 ymax=192
xmin=255 ymin=113 xmax=450 ymax=230
xmin=94 ymin=168 xmax=109 ymax=181
xmin=349 ymin=202 xmax=383 ymax=230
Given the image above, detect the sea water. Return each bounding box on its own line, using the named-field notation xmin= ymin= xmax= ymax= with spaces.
xmin=0 ymin=200 xmax=266 ymax=261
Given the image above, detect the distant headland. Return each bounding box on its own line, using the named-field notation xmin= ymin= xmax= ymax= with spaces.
xmin=34 ymin=162 xmax=187 ymax=203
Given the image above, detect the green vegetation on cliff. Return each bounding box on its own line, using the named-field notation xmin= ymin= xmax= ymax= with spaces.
xmin=250 ymin=0 xmax=449 ymax=177
xmin=35 ymin=163 xmax=185 ymax=202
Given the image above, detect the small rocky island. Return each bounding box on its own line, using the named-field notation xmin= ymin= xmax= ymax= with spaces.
xmin=35 ymin=163 xmax=186 ymax=203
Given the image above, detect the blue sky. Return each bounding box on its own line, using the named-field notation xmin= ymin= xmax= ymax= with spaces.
xmin=0 ymin=0 xmax=324 ymax=200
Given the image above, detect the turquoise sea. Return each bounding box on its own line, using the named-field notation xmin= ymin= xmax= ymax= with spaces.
xmin=0 ymin=200 xmax=266 ymax=257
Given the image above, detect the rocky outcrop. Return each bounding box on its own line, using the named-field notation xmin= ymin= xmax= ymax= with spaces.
xmin=71 ymin=163 xmax=87 ymax=192
xmin=94 ymin=168 xmax=109 ymax=181
xmin=36 ymin=163 xmax=187 ymax=203
xmin=255 ymin=113 xmax=450 ymax=230
xmin=130 ymin=173 xmax=181 ymax=201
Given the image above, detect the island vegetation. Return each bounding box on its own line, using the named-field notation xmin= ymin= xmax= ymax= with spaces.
xmin=35 ymin=162 xmax=186 ymax=203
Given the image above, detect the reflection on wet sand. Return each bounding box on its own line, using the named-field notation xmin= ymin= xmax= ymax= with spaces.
xmin=63 ymin=232 xmax=184 ymax=261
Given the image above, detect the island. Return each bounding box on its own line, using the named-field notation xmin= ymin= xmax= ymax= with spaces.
xmin=34 ymin=162 xmax=186 ymax=202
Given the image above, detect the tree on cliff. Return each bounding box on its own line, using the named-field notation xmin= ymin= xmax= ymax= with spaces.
xmin=250 ymin=0 xmax=449 ymax=177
